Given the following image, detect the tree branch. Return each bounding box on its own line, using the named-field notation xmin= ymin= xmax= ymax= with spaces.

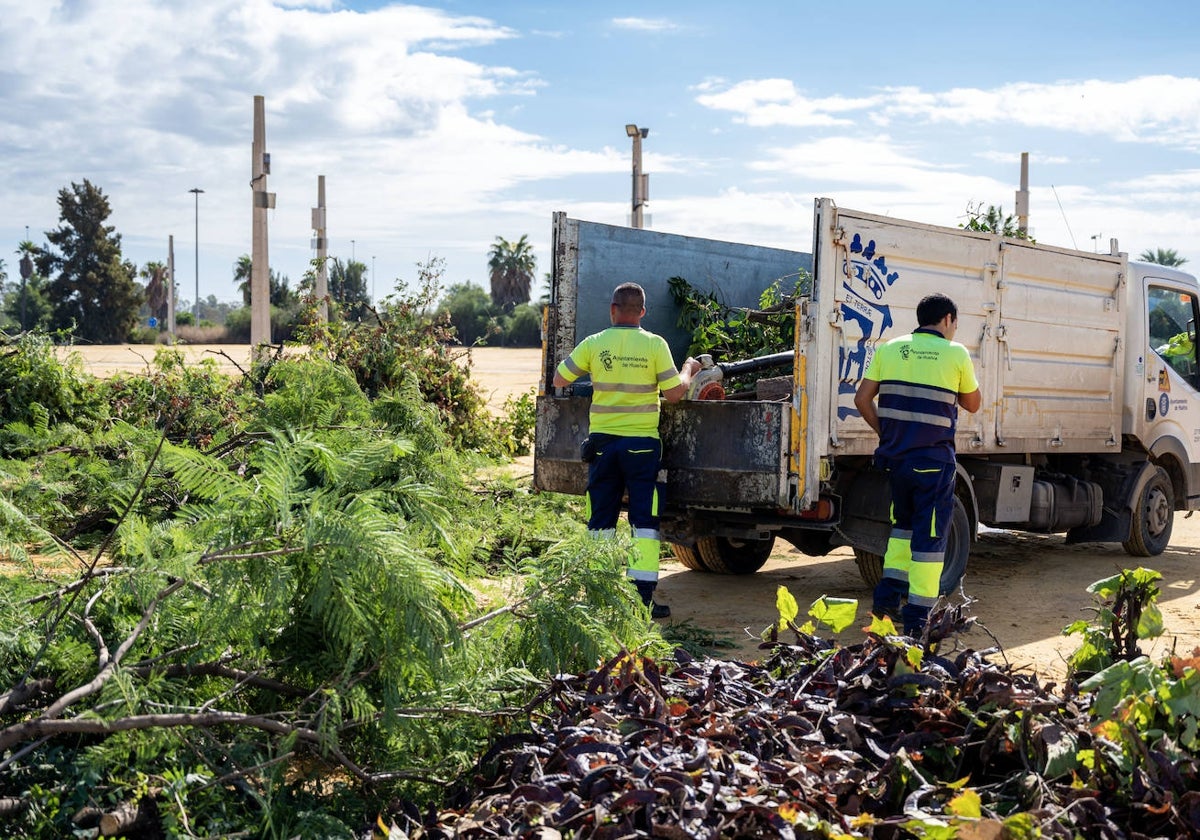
xmin=0 ymin=710 xmax=316 ymax=755
xmin=458 ymin=568 xmax=574 ymax=633
xmin=126 ymin=662 xmax=310 ymax=698
xmin=40 ymin=578 xmax=186 ymax=721
xmin=0 ymin=677 xmax=55 ymax=716
xmin=23 ymin=566 xmax=133 ymax=606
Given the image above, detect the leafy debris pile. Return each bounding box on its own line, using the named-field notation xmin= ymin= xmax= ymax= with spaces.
xmin=397 ymin=616 xmax=1200 ymax=839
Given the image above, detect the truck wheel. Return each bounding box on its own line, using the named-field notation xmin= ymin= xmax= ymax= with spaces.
xmin=1123 ymin=465 xmax=1174 ymax=557
xmin=670 ymin=542 xmax=709 ymax=572
xmin=852 ymin=496 xmax=970 ymax=596
xmin=695 ymin=534 xmax=775 ymax=575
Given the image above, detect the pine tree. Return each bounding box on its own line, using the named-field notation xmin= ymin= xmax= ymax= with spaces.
xmin=38 ymin=180 xmax=143 ymax=342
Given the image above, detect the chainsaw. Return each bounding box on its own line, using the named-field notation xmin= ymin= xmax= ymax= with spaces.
xmin=685 ymin=351 xmax=795 ymax=400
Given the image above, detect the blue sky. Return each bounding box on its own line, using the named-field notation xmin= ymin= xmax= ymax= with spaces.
xmin=2 ymin=0 xmax=1200 ymax=309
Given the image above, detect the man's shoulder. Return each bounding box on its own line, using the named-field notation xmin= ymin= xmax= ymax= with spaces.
xmin=877 ymin=333 xmax=914 ymax=355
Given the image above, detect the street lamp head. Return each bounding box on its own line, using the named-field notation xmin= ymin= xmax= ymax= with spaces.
xmin=189 ymin=187 xmax=205 ymax=196
xmin=625 ymin=124 xmax=639 ymax=137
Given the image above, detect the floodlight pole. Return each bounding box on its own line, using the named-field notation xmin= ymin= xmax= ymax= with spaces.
xmin=625 ymin=124 xmax=649 ymax=229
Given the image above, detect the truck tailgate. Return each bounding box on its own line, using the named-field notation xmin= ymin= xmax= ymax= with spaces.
xmin=534 ymin=396 xmax=791 ymax=508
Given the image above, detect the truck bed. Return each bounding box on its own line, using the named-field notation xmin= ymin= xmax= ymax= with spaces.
xmin=536 ymin=202 xmax=1130 ymax=517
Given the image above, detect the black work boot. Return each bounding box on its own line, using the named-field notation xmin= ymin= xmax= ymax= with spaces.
xmin=902 ymin=604 xmax=930 ymax=638
xmin=634 ymin=581 xmax=671 ymax=619
xmin=872 ymin=604 xmax=902 ymax=624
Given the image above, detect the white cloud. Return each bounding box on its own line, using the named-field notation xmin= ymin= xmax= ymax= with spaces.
xmin=611 ymin=17 xmax=679 ymax=33
xmin=975 ymin=150 xmax=1072 ymax=166
xmin=694 ymin=79 xmax=880 ymax=128
xmin=697 ymin=75 xmax=1200 ymax=152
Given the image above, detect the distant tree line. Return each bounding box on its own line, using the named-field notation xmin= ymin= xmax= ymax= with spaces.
xmin=0 ymin=180 xmax=542 ymax=345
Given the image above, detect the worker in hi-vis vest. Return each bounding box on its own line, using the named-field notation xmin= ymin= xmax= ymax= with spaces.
xmin=553 ymin=282 xmax=699 ymax=618
xmin=854 ymin=293 xmax=981 ymax=637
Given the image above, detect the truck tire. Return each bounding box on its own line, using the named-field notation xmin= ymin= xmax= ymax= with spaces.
xmin=670 ymin=542 xmax=709 ymax=572
xmin=695 ymin=534 xmax=775 ymax=575
xmin=1123 ymin=465 xmax=1174 ymax=557
xmin=852 ymin=496 xmax=970 ymax=596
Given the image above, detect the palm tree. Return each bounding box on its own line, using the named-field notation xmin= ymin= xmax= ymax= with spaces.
xmin=233 ymin=254 xmax=253 ymax=306
xmin=232 ymin=255 xmax=292 ymax=306
xmin=487 ymin=235 xmax=536 ymax=310
xmin=1139 ymin=248 xmax=1188 ymax=267
xmin=140 ymin=261 xmax=169 ymax=321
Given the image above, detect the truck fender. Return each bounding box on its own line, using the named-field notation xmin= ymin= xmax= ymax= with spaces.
xmin=954 ymin=462 xmax=980 ymax=543
xmin=1147 ymin=433 xmax=1189 ymax=507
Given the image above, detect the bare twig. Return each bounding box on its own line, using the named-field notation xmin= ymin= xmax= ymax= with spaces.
xmin=458 ymin=568 xmax=574 ymax=633
xmin=22 ymin=567 xmax=133 ymax=605
xmin=210 ymin=348 xmax=249 ymax=377
xmin=0 ymin=735 xmax=51 ymax=775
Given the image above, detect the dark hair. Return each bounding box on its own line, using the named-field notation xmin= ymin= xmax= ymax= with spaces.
xmin=916 ymin=293 xmax=957 ymax=327
xmin=611 ymin=282 xmax=646 ymax=312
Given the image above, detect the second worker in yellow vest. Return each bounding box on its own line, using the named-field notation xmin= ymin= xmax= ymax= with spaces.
xmin=554 ymin=282 xmax=699 ymax=618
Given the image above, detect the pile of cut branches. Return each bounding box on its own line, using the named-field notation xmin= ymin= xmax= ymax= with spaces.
xmin=393 ymin=609 xmax=1200 ymax=839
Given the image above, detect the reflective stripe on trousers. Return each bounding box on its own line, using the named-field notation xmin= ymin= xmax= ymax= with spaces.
xmin=585 ymin=435 xmax=662 ymax=583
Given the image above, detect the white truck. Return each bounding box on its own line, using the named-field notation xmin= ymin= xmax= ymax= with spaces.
xmin=533 ymin=199 xmax=1200 ymax=592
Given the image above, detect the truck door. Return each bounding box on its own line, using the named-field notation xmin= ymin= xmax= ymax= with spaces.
xmin=1141 ymin=279 xmax=1200 ymax=506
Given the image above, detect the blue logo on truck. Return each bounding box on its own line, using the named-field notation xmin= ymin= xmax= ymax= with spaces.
xmin=838 ymin=234 xmax=897 ymax=419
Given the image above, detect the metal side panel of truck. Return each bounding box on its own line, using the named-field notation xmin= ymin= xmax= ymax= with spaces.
xmin=809 ymin=198 xmax=1127 ymax=480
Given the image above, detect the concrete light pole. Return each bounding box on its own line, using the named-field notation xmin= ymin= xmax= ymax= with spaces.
xmin=1015 ymin=152 xmax=1030 ymax=237
xmin=18 ymin=247 xmax=32 ymax=331
xmin=189 ymin=187 xmax=204 ymax=321
xmin=167 ymin=235 xmax=176 ymax=341
xmin=313 ymin=175 xmax=329 ymax=322
xmin=250 ymin=95 xmax=274 ymax=350
xmin=625 ymin=124 xmax=649 ymax=229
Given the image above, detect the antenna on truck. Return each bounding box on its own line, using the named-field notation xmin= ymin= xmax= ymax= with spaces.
xmin=1050 ymin=184 xmax=1079 ymax=250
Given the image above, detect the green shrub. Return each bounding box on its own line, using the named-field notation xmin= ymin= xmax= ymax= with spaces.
xmin=438 ymin=282 xmax=497 ymax=346
xmin=0 ymin=332 xmax=103 ymax=433
xmin=223 ymin=306 xmax=251 ymax=341
xmin=502 ymin=304 xmax=542 ymax=347
xmin=294 ymin=260 xmax=505 ymax=454
xmin=102 ymin=347 xmax=245 ymax=447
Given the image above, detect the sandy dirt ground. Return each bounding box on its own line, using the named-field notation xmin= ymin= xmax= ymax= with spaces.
xmin=60 ymin=343 xmax=257 ymax=377
xmin=69 ymin=344 xmax=1200 ymax=682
